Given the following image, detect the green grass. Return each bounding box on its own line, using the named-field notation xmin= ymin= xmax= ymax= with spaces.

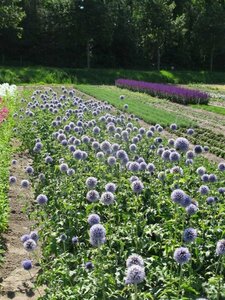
xmin=76 ymin=84 xmax=195 ymax=127
xmin=191 ymin=104 xmax=225 ymax=115
xmin=1 ymin=66 xmax=225 ymax=85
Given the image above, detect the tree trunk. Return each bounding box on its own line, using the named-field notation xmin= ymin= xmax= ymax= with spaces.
xmin=87 ymin=41 xmax=90 ymax=69
xmin=157 ymin=47 xmax=161 ymax=71
xmin=210 ymin=47 xmax=214 ymax=72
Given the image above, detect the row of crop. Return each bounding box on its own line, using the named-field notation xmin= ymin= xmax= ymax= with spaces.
xmin=170 ymin=127 xmax=225 ymax=159
xmin=14 ymin=87 xmax=225 ymax=300
xmin=115 ymin=79 xmax=210 ymax=105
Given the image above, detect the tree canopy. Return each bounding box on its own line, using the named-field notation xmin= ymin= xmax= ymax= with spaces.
xmin=1 ymin=0 xmax=225 ymax=71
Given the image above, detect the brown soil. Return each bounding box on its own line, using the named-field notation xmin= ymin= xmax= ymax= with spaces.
xmin=0 ymin=141 xmax=44 ymax=299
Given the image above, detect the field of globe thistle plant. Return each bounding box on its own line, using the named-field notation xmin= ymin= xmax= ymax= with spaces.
xmin=2 ymin=85 xmax=225 ymax=300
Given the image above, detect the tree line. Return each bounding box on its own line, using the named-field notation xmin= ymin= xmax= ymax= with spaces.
xmin=1 ymin=0 xmax=225 ymax=71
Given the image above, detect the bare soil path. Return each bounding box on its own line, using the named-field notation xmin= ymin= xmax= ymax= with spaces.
xmin=0 ymin=142 xmax=43 ymax=300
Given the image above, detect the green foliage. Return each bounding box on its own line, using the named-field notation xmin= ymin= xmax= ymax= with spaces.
xmin=191 ymin=104 xmax=225 ymax=116
xmin=76 ymin=84 xmax=194 ymax=127
xmin=15 ymin=86 xmax=225 ymax=299
xmin=0 ymin=0 xmax=25 ymax=32
xmin=1 ymin=67 xmax=225 ymax=85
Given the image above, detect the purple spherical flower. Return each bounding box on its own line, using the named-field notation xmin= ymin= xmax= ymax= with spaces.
xmin=21 ymin=234 xmax=30 ymax=243
xmin=170 ymin=123 xmax=177 ymax=131
xmin=85 ymin=261 xmax=94 ymax=270
xmin=197 ymin=167 xmax=206 ymax=176
xmin=105 ymin=183 xmax=116 ymax=193
xmin=194 ymin=145 xmax=203 ymax=154
xmin=59 ymin=163 xmax=68 ymax=172
xmin=169 ymin=151 xmax=180 ymax=162
xmin=21 ymin=179 xmax=30 ymax=188
xmin=25 ymin=166 xmax=34 ymax=175
xmin=107 ymin=156 xmax=116 ymax=166
xmin=23 ymin=239 xmax=37 ymax=252
xmin=174 ymin=137 xmax=189 ymax=152
xmin=199 ymin=185 xmax=210 ymax=195
xmin=131 ymin=180 xmax=144 ymax=194
xmin=67 ymin=168 xmax=75 ymax=176
xmin=73 ymin=150 xmax=83 ymax=160
xmin=36 ymin=194 xmax=48 ymax=205
xmin=218 ymin=187 xmax=225 ymax=194
xmin=129 ymin=162 xmax=140 ymax=172
xmin=216 ymin=240 xmax=225 ymax=255
xmin=201 ymin=174 xmax=209 ymax=183
xmin=126 ymin=254 xmax=144 ymax=268
xmin=22 ymin=259 xmax=32 ymax=271
xmin=187 ymin=128 xmax=194 ymax=135
xmin=206 ymin=196 xmax=215 ymax=204
xmin=30 ymin=231 xmax=39 ymax=242
xmin=72 ymin=236 xmax=79 ymax=244
xmin=183 ymin=228 xmax=197 ymax=243
xmin=88 ymin=214 xmax=100 ymax=226
xmin=186 ymin=204 xmax=198 ymax=215
xmin=209 ymin=174 xmax=217 ymax=183
xmin=125 ymin=265 xmax=145 ymax=284
xmin=86 ymin=190 xmax=99 ymax=202
xmin=173 ymin=247 xmax=191 ymax=264
xmin=162 ymin=150 xmax=171 ymax=161
xmin=100 ymin=192 xmax=115 ymax=205
xmin=218 ymin=162 xmax=225 ymax=172
xmin=86 ymin=177 xmax=98 ymax=189
xmin=90 ymin=224 xmax=106 ymax=247
xmin=171 ymin=189 xmax=186 ymax=204
xmin=147 ymin=163 xmax=155 ymax=173
xmin=9 ymin=176 xmax=17 ymax=184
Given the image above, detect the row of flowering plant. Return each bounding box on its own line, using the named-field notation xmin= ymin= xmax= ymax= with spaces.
xmin=115 ymin=79 xmax=209 ymax=105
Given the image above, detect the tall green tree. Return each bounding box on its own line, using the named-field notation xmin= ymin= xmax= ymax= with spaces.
xmin=0 ymin=0 xmax=25 ymax=31
xmin=135 ymin=0 xmax=183 ymax=70
xmin=192 ymin=0 xmax=225 ymax=71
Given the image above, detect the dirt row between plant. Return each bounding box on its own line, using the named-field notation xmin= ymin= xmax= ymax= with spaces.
xmin=0 ymin=140 xmax=44 ymax=300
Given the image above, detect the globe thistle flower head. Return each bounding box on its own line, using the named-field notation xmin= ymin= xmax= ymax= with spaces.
xmin=100 ymin=192 xmax=115 ymax=205
xmin=23 ymin=239 xmax=37 ymax=252
xmin=129 ymin=144 xmax=137 ymax=152
xmin=67 ymin=168 xmax=75 ymax=176
xmin=201 ymin=174 xmax=209 ymax=183
xmin=186 ymin=151 xmax=195 ymax=159
xmin=22 ymin=259 xmax=32 ymax=271
xmin=72 ymin=236 xmax=79 ymax=244
xmin=96 ymin=151 xmax=105 ymax=160
xmin=216 ymin=240 xmax=225 ymax=255
xmin=206 ymin=196 xmax=215 ymax=204
xmin=45 ymin=155 xmax=53 ymax=164
xmin=9 ymin=176 xmax=17 ymax=185
xmin=173 ymin=247 xmax=191 ymax=264
xmin=129 ymin=162 xmax=140 ymax=172
xmin=73 ymin=150 xmax=83 ymax=160
xmin=86 ymin=190 xmax=100 ymax=202
xmin=25 ymin=166 xmax=34 ymax=175
xmin=86 ymin=177 xmax=98 ymax=189
xmin=162 ymin=150 xmax=171 ymax=161
xmin=129 ymin=176 xmax=139 ymax=183
xmin=107 ymin=156 xmax=116 ymax=166
xmin=124 ymin=104 xmax=128 ymax=110
xmin=88 ymin=214 xmax=100 ymax=226
xmin=199 ymin=185 xmax=210 ymax=195
xmin=21 ymin=180 xmax=30 ymax=189
xmin=174 ymin=137 xmax=189 ymax=152
xmin=131 ymin=180 xmax=144 ymax=194
xmin=218 ymin=187 xmax=225 ymax=194
xmin=170 ymin=123 xmax=177 ymax=130
xmin=194 ymin=145 xmax=203 ymax=154
xmin=169 ymin=151 xmax=180 ymax=162
xmin=187 ymin=128 xmax=194 ymax=135
xmin=139 ymin=162 xmax=147 ymax=171
xmin=183 ymin=228 xmax=197 ymax=243
xmin=209 ymin=174 xmax=217 ymax=183
xmin=38 ymin=173 xmax=45 ymax=181
xmin=89 ymin=224 xmax=106 ymax=247
xmin=170 ymin=166 xmax=183 ymax=175
xmin=146 ymin=130 xmax=153 ymax=138
xmin=168 ymin=139 xmax=175 ymax=146
xmin=120 ymin=95 xmax=125 ymax=100
xmin=147 ymin=163 xmax=155 ymax=173
xmin=186 ymin=204 xmax=198 ymax=215
xmin=36 ymin=194 xmax=48 ymax=205
xmin=126 ymin=254 xmax=144 ymax=268
xmin=105 ymin=183 xmax=116 ymax=193
xmin=59 ymin=163 xmax=68 ymax=172
xmin=181 ymin=195 xmax=191 ymax=208
xmin=30 ymin=231 xmax=39 ymax=242
xmin=11 ymin=159 xmax=17 ymax=165
xmin=125 ymin=265 xmax=145 ymax=284
xmin=171 ymin=189 xmax=186 ymax=204
xmin=218 ymin=162 xmax=225 ymax=172
xmin=85 ymin=261 xmax=94 ymax=270
xmin=21 ymin=234 xmax=30 ymax=243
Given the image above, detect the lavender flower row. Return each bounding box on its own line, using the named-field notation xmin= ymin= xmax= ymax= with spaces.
xmin=115 ymin=79 xmax=209 ymax=105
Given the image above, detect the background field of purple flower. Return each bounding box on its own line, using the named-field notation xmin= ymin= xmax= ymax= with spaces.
xmin=115 ymin=79 xmax=209 ymax=105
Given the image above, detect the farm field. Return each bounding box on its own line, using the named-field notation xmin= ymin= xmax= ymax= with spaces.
xmin=0 ymin=83 xmax=225 ymax=300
